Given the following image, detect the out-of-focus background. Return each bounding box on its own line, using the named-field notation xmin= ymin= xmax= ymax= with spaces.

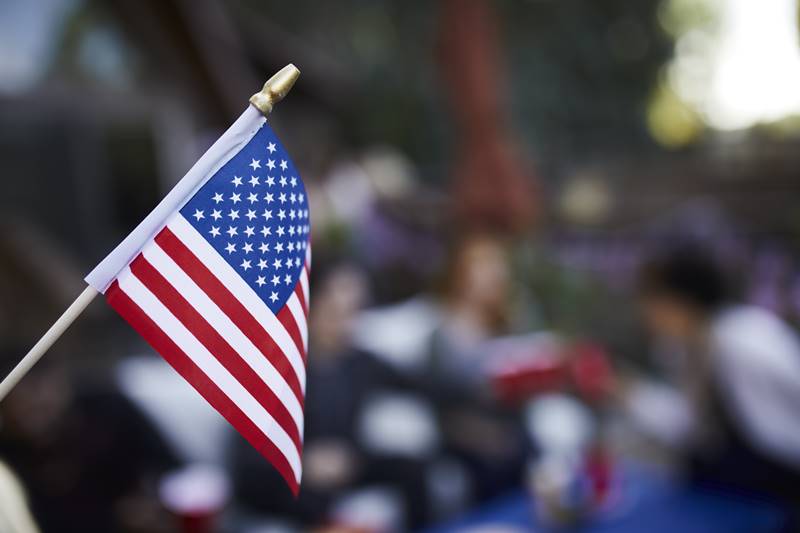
xmin=2 ymin=0 xmax=800 ymax=532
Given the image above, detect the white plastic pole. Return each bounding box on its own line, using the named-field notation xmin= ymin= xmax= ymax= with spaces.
xmin=0 ymin=285 xmax=99 ymax=402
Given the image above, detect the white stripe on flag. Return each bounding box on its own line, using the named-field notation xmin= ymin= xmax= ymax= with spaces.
xmin=300 ymin=263 xmax=310 ymax=310
xmin=286 ymin=293 xmax=307 ymax=353
xmin=141 ymin=241 xmax=304 ymax=434
xmin=168 ymin=214 xmax=306 ymax=392
xmin=117 ymin=268 xmax=302 ymax=481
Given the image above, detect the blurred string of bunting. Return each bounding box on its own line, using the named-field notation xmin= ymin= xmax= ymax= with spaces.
xmin=0 ymin=65 xmax=310 ymax=495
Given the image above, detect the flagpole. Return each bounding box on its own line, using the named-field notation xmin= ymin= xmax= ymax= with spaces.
xmin=0 ymin=286 xmax=98 ymax=401
xmin=0 ymin=64 xmax=300 ymax=402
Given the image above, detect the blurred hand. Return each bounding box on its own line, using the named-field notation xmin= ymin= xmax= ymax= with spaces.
xmin=602 ymin=368 xmax=638 ymax=407
xmin=303 ymin=440 xmax=359 ymax=491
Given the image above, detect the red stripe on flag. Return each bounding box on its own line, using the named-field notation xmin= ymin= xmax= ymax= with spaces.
xmin=295 ymin=283 xmax=307 ymax=318
xmin=129 ymin=256 xmax=303 ymax=454
xmin=105 ymin=280 xmax=300 ymax=496
xmin=155 ymin=228 xmax=304 ymax=406
xmin=277 ymin=306 xmax=305 ymax=361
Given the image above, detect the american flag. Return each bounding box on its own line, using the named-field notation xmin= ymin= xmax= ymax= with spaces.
xmin=94 ymin=117 xmax=309 ymax=494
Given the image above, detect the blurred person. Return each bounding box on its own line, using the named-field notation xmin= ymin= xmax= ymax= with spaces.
xmin=231 ymin=261 xmax=429 ymax=528
xmin=0 ymin=348 xmax=178 ymax=533
xmin=424 ymin=234 xmax=527 ymax=503
xmin=430 ymin=234 xmax=513 ymax=386
xmin=628 ymin=244 xmax=800 ymax=514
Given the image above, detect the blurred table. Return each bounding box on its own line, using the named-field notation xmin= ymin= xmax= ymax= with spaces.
xmin=423 ymin=465 xmax=788 ymax=533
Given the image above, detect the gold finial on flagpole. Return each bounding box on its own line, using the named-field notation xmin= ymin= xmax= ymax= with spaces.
xmin=250 ymin=64 xmax=301 ymax=116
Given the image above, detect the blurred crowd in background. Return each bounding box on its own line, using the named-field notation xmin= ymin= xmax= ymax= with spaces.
xmin=2 ymin=0 xmax=800 ymax=531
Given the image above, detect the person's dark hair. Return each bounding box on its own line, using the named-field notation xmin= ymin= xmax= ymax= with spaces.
xmin=638 ymin=244 xmax=731 ymax=314
xmin=308 ymin=251 xmax=365 ymax=299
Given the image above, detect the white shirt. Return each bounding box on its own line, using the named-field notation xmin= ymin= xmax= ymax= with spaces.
xmin=710 ymin=305 xmax=800 ymax=468
xmin=627 ymin=305 xmax=800 ymax=469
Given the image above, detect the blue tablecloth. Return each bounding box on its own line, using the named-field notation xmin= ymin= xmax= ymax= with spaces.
xmin=424 ymin=465 xmax=788 ymax=533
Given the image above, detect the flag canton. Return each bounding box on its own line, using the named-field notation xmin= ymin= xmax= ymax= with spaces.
xmin=180 ymin=124 xmax=310 ymax=314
